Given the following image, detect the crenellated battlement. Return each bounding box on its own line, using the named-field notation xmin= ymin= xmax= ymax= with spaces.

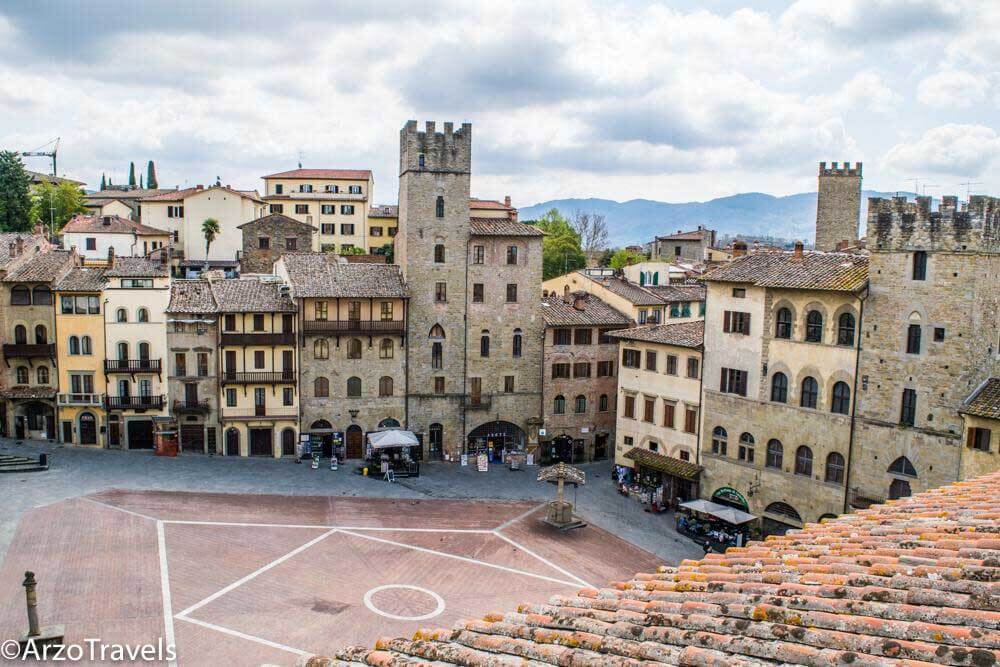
xmin=867 ymin=194 xmax=1000 ymax=253
xmin=819 ymin=161 xmax=862 ymax=177
xmin=399 ymin=119 xmax=472 ymax=176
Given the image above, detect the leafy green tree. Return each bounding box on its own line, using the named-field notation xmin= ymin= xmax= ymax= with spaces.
xmin=128 ymin=162 xmax=136 ymax=188
xmin=339 ymin=245 xmax=366 ymax=256
xmin=536 ymin=208 xmax=586 ymax=280
xmin=146 ymin=160 xmax=158 ymax=189
xmin=376 ymin=242 xmax=394 ymax=263
xmin=609 ymin=248 xmax=646 ymax=269
xmin=202 ymin=218 xmax=221 ymax=259
xmin=0 ymin=151 xmax=33 ymax=232
xmin=597 ymin=248 xmax=614 ymax=267
xmin=31 ymin=181 xmax=86 ymax=233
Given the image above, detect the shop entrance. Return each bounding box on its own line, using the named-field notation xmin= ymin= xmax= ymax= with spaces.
xmin=127 ymin=420 xmax=155 ymax=450
xmin=225 ymin=428 xmax=240 ymax=456
xmin=180 ymin=424 xmax=205 ymax=452
xmin=79 ymin=412 xmax=97 ymax=445
xmin=345 ymin=425 xmax=364 ymax=459
xmin=249 ymin=428 xmax=273 ymax=457
xmin=467 ymin=421 xmax=526 ymax=461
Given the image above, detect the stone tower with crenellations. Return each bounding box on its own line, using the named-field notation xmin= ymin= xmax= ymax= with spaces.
xmin=815 ymin=161 xmax=862 ymax=251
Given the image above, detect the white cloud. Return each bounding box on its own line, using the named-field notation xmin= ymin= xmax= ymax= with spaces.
xmin=882 ymin=124 xmax=1000 ymax=177
xmin=917 ymin=69 xmax=989 ymax=108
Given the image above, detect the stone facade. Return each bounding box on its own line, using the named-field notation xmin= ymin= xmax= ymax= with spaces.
xmin=815 ymin=162 xmax=861 ymax=251
xmin=653 ymin=227 xmax=716 ymax=261
xmin=238 ymin=214 xmax=315 ymax=274
xmin=851 ymin=195 xmax=1000 ymax=501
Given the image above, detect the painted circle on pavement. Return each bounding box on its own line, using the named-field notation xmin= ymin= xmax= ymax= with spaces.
xmin=363 ymin=584 xmax=446 ymax=621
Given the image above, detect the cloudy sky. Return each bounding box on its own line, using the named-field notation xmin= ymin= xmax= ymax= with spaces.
xmin=1 ymin=0 xmax=997 ymax=206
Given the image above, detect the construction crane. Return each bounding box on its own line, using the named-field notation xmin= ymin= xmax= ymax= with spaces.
xmin=19 ymin=137 xmax=60 ymax=176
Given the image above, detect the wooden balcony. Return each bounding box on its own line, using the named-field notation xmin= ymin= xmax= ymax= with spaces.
xmin=303 ymin=320 xmax=405 ymax=335
xmin=58 ymin=393 xmax=104 ymax=406
xmin=220 ymin=371 xmax=295 ymax=385
xmin=105 ymin=395 xmax=166 ymax=411
xmin=104 ymin=359 xmax=162 ymax=374
xmin=3 ymin=343 xmax=55 ymax=359
xmin=221 ymin=406 xmax=298 ymax=420
xmin=220 ymin=332 xmax=295 ymax=346
xmin=172 ymin=399 xmax=211 ymax=413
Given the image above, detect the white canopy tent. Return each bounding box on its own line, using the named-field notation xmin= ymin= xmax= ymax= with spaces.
xmin=368 ymin=429 xmax=420 ymax=449
xmin=679 ymin=499 xmax=756 ymax=525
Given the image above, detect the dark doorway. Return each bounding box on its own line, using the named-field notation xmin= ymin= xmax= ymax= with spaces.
xmin=345 ymin=425 xmax=363 ymax=459
xmin=14 ymin=416 xmax=25 ymax=439
xmin=44 ymin=414 xmax=54 ymax=440
xmin=127 ymin=420 xmax=155 ymax=450
xmin=206 ymin=427 xmax=217 ymax=455
xmin=428 ymin=423 xmax=443 ymax=460
xmin=281 ymin=428 xmax=296 ymax=456
xmin=549 ymin=435 xmax=574 ymax=463
xmin=225 ymin=428 xmax=240 ymax=456
xmin=593 ymin=433 xmax=608 ymax=460
xmin=889 ymin=478 xmax=911 ymax=500
xmin=108 ymin=418 xmax=121 ymax=448
xmin=79 ymin=412 xmax=97 ymax=445
xmin=61 ymin=421 xmax=72 ymax=444
xmin=249 ymin=428 xmax=273 ymax=457
xmin=181 ymin=424 xmax=205 ymax=452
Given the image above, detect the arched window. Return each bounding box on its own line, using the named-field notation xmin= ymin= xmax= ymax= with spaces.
xmin=81 ymin=335 xmax=92 ymax=355
xmin=314 ymin=339 xmax=329 ymax=360
xmin=138 ymin=342 xmax=150 ymax=360
xmin=574 ymin=395 xmax=586 ymax=413
xmin=347 ymin=377 xmax=361 ymax=397
xmin=765 ymin=502 xmax=802 ymax=523
xmin=889 ymin=478 xmax=912 ymax=500
xmin=435 ymin=196 xmax=444 ymax=218
xmin=800 ymin=376 xmax=818 ymax=409
xmin=314 ymin=376 xmax=329 ymax=397
xmin=512 ymin=328 xmax=522 ymax=358
xmin=770 ymin=372 xmax=788 ymax=403
xmin=431 ymin=342 xmax=442 ymax=369
xmin=433 ymin=244 xmax=445 ymax=263
xmin=711 ymin=426 xmax=727 ymax=456
xmin=379 ymin=338 xmax=393 ymax=359
xmin=553 ymin=395 xmax=566 ymax=414
xmin=137 ymin=307 xmax=149 ymax=322
xmin=795 ymin=445 xmax=813 ymax=476
xmin=888 ymin=456 xmax=917 ymax=477
xmin=378 ymin=418 xmax=400 ymax=429
xmin=831 ymin=381 xmax=851 ymax=414
xmin=10 ymin=285 xmax=29 ymax=305
xmin=825 ymin=452 xmax=845 ymax=484
xmin=379 ymin=376 xmax=393 ymax=397
xmin=15 ymin=366 xmax=28 ymax=384
xmin=116 ymin=308 xmax=128 ymax=323
xmin=805 ymin=310 xmax=823 ymax=342
xmin=68 ymin=336 xmax=80 ymax=355
xmin=31 ymin=286 xmax=51 ymax=305
xmin=837 ymin=312 xmax=855 ymax=346
xmin=599 ymin=394 xmax=608 ymax=411
xmin=118 ymin=341 xmax=129 ymax=360
xmin=766 ymin=439 xmax=783 ymax=468
xmin=34 ymin=324 xmax=46 ymax=344
xmin=480 ymin=331 xmax=490 ymax=357
xmin=738 ymin=432 xmax=755 ymax=462
xmin=775 ymin=307 xmax=792 ymax=339
xmin=429 ymin=324 xmax=445 ymax=339
xmin=907 ymin=322 xmax=922 ymax=354
xmin=347 ymin=338 xmax=362 ymax=359
xmin=14 ymin=324 xmax=26 ymax=344
xmin=36 ymin=366 xmax=49 ymax=384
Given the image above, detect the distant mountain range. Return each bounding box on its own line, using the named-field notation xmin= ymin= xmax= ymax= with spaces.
xmin=519 ymin=190 xmax=913 ymax=247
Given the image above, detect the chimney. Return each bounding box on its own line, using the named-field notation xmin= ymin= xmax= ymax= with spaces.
xmin=8 ymin=242 xmax=15 ymax=258
xmin=572 ymin=294 xmax=587 ymax=311
xmin=15 ymin=237 xmax=24 ymax=256
xmin=108 ymin=246 xmax=115 ymax=266
xmin=504 ymin=195 xmax=511 ymax=208
xmin=196 ymin=184 xmax=204 ymax=190
xmin=793 ymin=240 xmax=804 ymax=259
xmin=562 ymin=288 xmax=572 ymax=304
xmin=732 ymin=240 xmax=747 ymax=257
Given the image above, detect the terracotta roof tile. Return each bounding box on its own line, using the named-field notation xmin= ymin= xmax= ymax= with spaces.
xmin=60 ymin=213 xmax=168 ymax=236
xmin=235 ymin=212 xmax=317 ymax=231
xmin=105 ymin=256 xmax=169 ymax=278
xmin=3 ymin=250 xmax=74 ymax=283
xmin=469 ymin=218 xmax=544 ymax=237
xmin=705 ymin=251 xmax=869 ymax=292
xmin=0 ymin=386 xmax=57 ymax=399
xmin=368 ymin=205 xmax=398 ymax=218
xmin=470 ymin=198 xmax=513 ymax=210
xmin=609 ymin=320 xmax=704 ymax=348
xmin=644 ymin=283 xmax=706 ymax=303
xmin=318 ymin=471 xmax=1000 ymax=666
xmin=279 ymin=253 xmax=406 ymax=299
xmin=262 ymin=168 xmax=371 ymax=180
xmin=961 ymin=377 xmax=1000 ymax=420
xmin=165 ymin=280 xmax=217 ymax=314
xmin=541 ymin=292 xmax=632 ymax=327
xmin=210 ymin=276 xmax=296 ymax=313
xmin=0 ymin=233 xmax=47 ymax=269
xmin=53 ymin=266 xmax=107 ymax=292
xmin=139 ymin=185 xmax=263 ymax=203
xmin=577 ymin=271 xmax=664 ymax=305
xmin=656 ymin=229 xmax=713 ymax=241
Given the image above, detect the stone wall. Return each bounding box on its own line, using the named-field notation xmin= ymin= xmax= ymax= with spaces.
xmin=166 ymin=316 xmax=219 ymax=452
xmin=959 ymin=413 xmax=1000 ymax=480
xmin=240 ymin=216 xmax=315 ymax=274
xmin=815 ymin=162 xmax=861 ymax=251
xmin=867 ymin=195 xmax=1000 ymax=253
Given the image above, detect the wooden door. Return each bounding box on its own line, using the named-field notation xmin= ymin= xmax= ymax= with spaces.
xmin=470 ymin=377 xmax=481 ymax=405
xmin=282 ymin=350 xmax=294 ymax=380
xmin=249 ymin=428 xmax=273 ymax=457
xmin=225 ymin=428 xmax=240 ymax=456
xmin=108 ymin=419 xmax=121 ymax=448
xmin=224 ymin=350 xmax=237 ymax=381
xmin=346 ymin=425 xmax=363 ymax=459
xmin=254 ymin=388 xmax=266 ymax=416
xmin=281 ymin=429 xmax=296 ymax=456
xmin=79 ymin=413 xmax=97 ymax=445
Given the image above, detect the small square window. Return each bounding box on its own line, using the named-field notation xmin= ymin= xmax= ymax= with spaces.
xmin=934 ymin=327 xmax=945 ymax=342
xmin=732 ymin=288 xmax=746 ymax=298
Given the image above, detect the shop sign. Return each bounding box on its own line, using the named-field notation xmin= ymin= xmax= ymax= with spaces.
xmin=538 ymin=428 xmax=546 ymax=437
xmin=712 ymin=486 xmax=749 ymax=509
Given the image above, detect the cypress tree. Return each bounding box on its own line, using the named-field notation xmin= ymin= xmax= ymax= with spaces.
xmin=140 ymin=174 xmax=144 ymax=189
xmin=128 ymin=161 xmax=136 ymax=188
xmin=100 ymin=173 xmax=106 ymax=190
xmin=146 ymin=160 xmax=158 ymax=189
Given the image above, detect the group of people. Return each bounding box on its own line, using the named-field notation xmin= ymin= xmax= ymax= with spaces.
xmin=675 ymin=511 xmax=746 ymax=550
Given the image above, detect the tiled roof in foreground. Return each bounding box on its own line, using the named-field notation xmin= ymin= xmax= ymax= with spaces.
xmin=321 ymin=470 xmax=1000 ymax=666
xmin=610 ymin=320 xmax=704 ymax=349
xmin=705 ymin=250 xmax=869 ymax=292
xmin=279 ymin=252 xmax=407 ymax=299
xmin=469 ymin=218 xmax=544 ymax=237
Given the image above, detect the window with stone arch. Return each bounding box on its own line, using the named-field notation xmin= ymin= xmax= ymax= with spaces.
xmin=775 ymin=307 xmax=792 ymax=339
xmin=435 ymin=196 xmax=444 ymax=218
xmin=429 ymin=324 xmax=445 ymax=339
xmin=379 ymin=376 xmax=393 ymax=397
xmin=766 ymin=439 xmax=783 ymax=468
xmin=805 ymin=310 xmax=823 ymax=342
xmin=711 ymin=426 xmax=727 ymax=456
xmin=431 ymin=342 xmax=442 ymax=369
xmin=347 ymin=338 xmax=362 ymax=359
xmin=512 ymin=328 xmax=523 ymax=358
xmin=14 ymin=324 xmax=26 ymax=344
xmin=314 ymin=376 xmax=329 ymax=398
xmin=738 ymin=432 xmax=755 ymax=462
xmin=81 ymin=335 xmax=92 ymax=355
xmin=433 ymin=244 xmax=445 ymax=263
xmin=887 ymin=456 xmax=917 ymax=478
xmin=347 ymin=376 xmax=362 ymax=397
xmin=116 ymin=308 xmax=128 ymax=322
xmin=553 ymin=395 xmax=566 ymax=414
xmin=379 ymin=338 xmax=393 ymax=359
xmin=825 ymin=451 xmax=845 ymax=484
xmin=137 ymin=307 xmax=149 ymax=323
xmin=800 ymin=376 xmax=819 ymax=409
xmin=837 ymin=312 xmax=855 ymax=346
xmin=574 ymin=395 xmax=586 ymax=413
xmin=35 ymin=324 xmax=46 ymax=344
xmin=15 ymin=366 xmax=28 ymax=384
xmin=770 ymin=372 xmax=788 ymax=403
xmin=314 ymin=339 xmax=329 ymax=360
xmin=68 ymin=335 xmax=80 ymax=355
xmin=795 ymin=445 xmax=813 ymax=476
xmin=37 ymin=366 xmax=49 ymax=384
xmin=599 ymin=394 xmax=608 ymax=411
xmin=831 ymin=381 xmax=851 ymax=415
xmin=480 ymin=330 xmax=490 ymax=358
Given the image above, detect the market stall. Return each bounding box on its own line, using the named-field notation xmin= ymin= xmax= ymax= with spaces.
xmin=676 ymin=499 xmax=756 ymax=551
xmin=367 ymin=429 xmax=420 ymax=478
xmin=617 ymin=447 xmax=701 ymax=511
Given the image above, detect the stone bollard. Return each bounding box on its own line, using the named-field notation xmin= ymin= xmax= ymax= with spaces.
xmin=18 ymin=570 xmax=64 ymax=656
xmin=23 ymin=571 xmax=40 ymax=637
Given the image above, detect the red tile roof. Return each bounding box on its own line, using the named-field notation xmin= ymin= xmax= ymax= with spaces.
xmin=325 ymin=470 xmax=1000 ymax=666
xmin=705 ymin=251 xmax=869 ymax=292
xmin=61 ymin=214 xmax=168 ymax=236
xmin=470 ymin=198 xmax=513 ymax=210
xmin=961 ymin=377 xmax=1000 ymax=420
xmin=139 ymin=185 xmax=263 ymax=203
xmin=261 ymin=168 xmax=372 ymax=180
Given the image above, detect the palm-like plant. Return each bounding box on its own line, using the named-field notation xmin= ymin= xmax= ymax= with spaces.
xmin=202 ymin=218 xmax=220 ymax=261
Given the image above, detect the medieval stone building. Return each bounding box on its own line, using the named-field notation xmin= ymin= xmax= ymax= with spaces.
xmin=815 ymin=161 xmax=862 ymax=251
xmin=238 ymin=213 xmax=316 ymax=274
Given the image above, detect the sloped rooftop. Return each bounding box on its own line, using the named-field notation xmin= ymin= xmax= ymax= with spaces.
xmin=541 ymin=292 xmax=631 ymax=327
xmin=705 ymin=251 xmax=869 ymax=292
xmin=279 ymin=252 xmax=407 ymax=299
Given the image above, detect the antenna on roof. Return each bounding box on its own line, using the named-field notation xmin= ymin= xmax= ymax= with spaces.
xmin=959 ymin=181 xmax=983 ymax=200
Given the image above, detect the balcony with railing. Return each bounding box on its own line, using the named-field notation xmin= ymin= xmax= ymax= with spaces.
xmin=104 ymin=359 xmax=162 ymax=374
xmin=220 ymin=406 xmax=298 ymax=420
xmin=220 ymin=332 xmax=296 ymax=346
xmin=220 ymin=371 xmax=295 ymax=385
xmin=303 ymin=320 xmax=405 ymax=335
xmin=105 ymin=395 xmax=166 ymax=411
xmin=463 ymin=394 xmax=493 ymax=410
xmin=3 ymin=343 xmax=55 ymax=359
xmin=172 ymin=398 xmax=211 ymax=413
xmin=58 ymin=393 xmax=104 ymax=406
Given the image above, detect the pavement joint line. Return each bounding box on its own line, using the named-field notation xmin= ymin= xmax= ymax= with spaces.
xmin=161 ymin=519 xmax=495 ymax=533
xmin=493 ymin=501 xmax=547 ymax=532
xmin=175 ymin=615 xmax=309 ymax=657
xmin=156 ymin=520 xmax=178 ymax=667
xmin=337 ymin=528 xmax=582 ymax=588
xmin=80 ymin=496 xmax=160 ymax=522
xmin=492 ymin=530 xmax=594 ymax=590
xmin=175 ymin=528 xmax=339 ymax=619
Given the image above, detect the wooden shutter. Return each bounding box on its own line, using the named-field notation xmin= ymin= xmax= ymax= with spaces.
xmin=967 ymin=428 xmax=975 ymax=448
xmin=720 ymin=367 xmax=728 ymax=392
xmin=723 ymin=311 xmax=731 ymax=333
xmin=664 ymin=404 xmax=675 ymax=428
xmin=743 ymin=313 xmax=751 ymax=335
